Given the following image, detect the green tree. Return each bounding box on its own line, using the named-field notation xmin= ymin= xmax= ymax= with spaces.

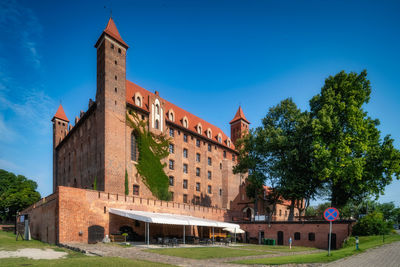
xmin=125 ymin=170 xmax=129 ymax=195
xmin=0 ymin=169 xmax=41 ymax=223
xmin=258 ymin=99 xmax=321 ymax=220
xmin=310 ymin=70 xmax=400 ymax=208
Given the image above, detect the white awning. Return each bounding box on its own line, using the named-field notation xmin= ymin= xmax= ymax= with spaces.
xmin=109 ymin=208 xmax=241 ymax=229
xmin=223 ymin=227 xmax=245 ymax=234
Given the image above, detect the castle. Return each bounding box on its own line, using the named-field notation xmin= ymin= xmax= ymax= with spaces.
xmin=51 ymin=17 xmax=248 ymax=209
xmin=20 ymin=18 xmax=352 ymax=249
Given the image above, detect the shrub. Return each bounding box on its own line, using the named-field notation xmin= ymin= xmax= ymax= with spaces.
xmin=352 ymin=211 xmax=393 ymax=236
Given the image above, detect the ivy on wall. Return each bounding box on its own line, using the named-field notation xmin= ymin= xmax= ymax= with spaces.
xmin=126 ymin=110 xmax=171 ymax=200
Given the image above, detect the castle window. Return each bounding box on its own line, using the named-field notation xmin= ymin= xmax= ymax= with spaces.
xmin=196 ymin=182 xmax=200 ymax=191
xmin=227 ymin=140 xmax=231 ymax=147
xmin=155 ymin=119 xmax=159 ymax=129
xmin=183 ymin=194 xmax=188 ymax=203
xmin=169 ymin=160 xmax=174 ymax=170
xmin=169 ymin=176 xmax=174 ymax=186
xmin=183 ymin=118 xmax=188 ymax=128
xmin=207 ymin=129 xmax=212 ymax=138
xmin=220 ymin=163 xmax=222 ymax=169
xmin=115 ymin=87 xmax=117 ymax=93
xmin=197 ymin=125 xmax=202 ymax=134
xmin=131 ymin=132 xmax=137 ymax=161
xmin=111 ymin=43 xmax=114 ymax=49
xmin=208 ymin=144 xmax=211 ymax=152
xmin=219 ymin=188 xmax=222 ymax=196
xmin=169 ymin=128 xmax=174 ymax=137
xmin=308 ymin=232 xmax=315 ymax=241
xmin=208 ymin=171 xmax=212 ymax=180
xmin=118 ymin=48 xmax=121 ymax=54
xmin=115 ymin=75 xmax=117 ymax=80
xmin=196 ymin=168 xmax=200 ymax=177
xmin=208 ymin=157 xmax=212 ymax=166
xmin=133 ymin=185 xmax=139 ymax=196
xmin=294 ymin=232 xmax=301 ymax=240
xmin=136 ymin=97 xmax=141 ymax=107
xmin=279 ymin=210 xmax=282 ymax=216
xmin=169 ymin=144 xmax=174 ymax=154
xmin=208 ymin=185 xmax=212 ymax=194
xmin=183 ymin=179 xmax=188 ymax=189
xmin=183 ymin=148 xmax=188 ymax=158
xmin=155 ymin=104 xmax=160 ymax=115
xmin=223 ymin=151 xmax=226 ymax=158
xmin=115 ymin=60 xmax=117 ymax=65
xmin=183 ymin=134 xmax=188 ymax=142
xmin=196 ymin=139 xmax=200 ymax=147
xmin=196 ymin=153 xmax=200 ymax=162
xmin=169 ymin=113 xmax=174 ymax=121
xmin=183 ymin=163 xmax=188 ymax=173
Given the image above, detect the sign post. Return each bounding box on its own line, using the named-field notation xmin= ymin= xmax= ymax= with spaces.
xmin=324 ymin=207 xmax=339 ymax=256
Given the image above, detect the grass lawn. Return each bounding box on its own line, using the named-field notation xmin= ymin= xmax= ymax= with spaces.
xmin=0 ymin=231 xmax=174 ymax=267
xmin=237 ymin=244 xmax=316 ymax=252
xmin=145 ymin=246 xmax=272 ymax=259
xmin=232 ymin=234 xmax=400 ymax=265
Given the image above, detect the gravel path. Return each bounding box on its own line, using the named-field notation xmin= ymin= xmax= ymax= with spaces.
xmin=0 ymin=248 xmax=67 ymax=259
xmin=323 ymin=241 xmax=400 ymax=267
xmin=66 ymin=242 xmax=322 ymax=267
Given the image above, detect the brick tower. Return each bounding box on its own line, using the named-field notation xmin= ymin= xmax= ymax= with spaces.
xmin=52 ymin=104 xmax=69 ymax=192
xmin=94 ymin=18 xmax=129 ymax=193
xmin=230 ymin=106 xmax=250 ymax=145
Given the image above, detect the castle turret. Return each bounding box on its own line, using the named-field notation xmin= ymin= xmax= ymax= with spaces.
xmin=230 ymin=106 xmax=250 ymax=145
xmin=52 ymin=104 xmax=69 ymax=192
xmin=94 ymin=17 xmax=128 ymax=193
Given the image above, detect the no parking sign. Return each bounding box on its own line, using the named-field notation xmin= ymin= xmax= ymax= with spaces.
xmin=324 ymin=207 xmax=339 ymax=256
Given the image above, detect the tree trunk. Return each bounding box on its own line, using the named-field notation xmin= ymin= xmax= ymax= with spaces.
xmin=288 ymin=199 xmax=295 ymax=221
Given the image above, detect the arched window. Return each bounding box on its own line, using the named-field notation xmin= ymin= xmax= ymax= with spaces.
xmin=131 ymin=132 xmax=137 ymax=161
xmin=207 ymin=129 xmax=212 ymax=138
xmin=183 ymin=118 xmax=188 ymax=128
xmin=155 ymin=104 xmax=160 ymax=115
xmin=155 ymin=119 xmax=159 ymax=129
xmin=136 ymin=97 xmax=141 ymax=107
xmin=170 ymin=113 xmax=174 ymax=121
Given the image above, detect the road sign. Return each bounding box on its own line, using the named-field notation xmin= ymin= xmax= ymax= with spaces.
xmin=324 ymin=207 xmax=339 ymax=256
xmin=324 ymin=207 xmax=339 ymax=221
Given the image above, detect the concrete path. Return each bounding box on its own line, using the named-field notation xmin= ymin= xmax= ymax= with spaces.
xmin=324 ymin=241 xmax=400 ymax=267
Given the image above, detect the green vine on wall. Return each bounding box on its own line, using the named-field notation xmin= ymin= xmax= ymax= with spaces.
xmin=126 ymin=110 xmax=171 ymax=201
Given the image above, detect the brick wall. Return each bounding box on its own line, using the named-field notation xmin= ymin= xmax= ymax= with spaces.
xmin=240 ymin=221 xmax=354 ymax=249
xmin=57 ymin=186 xmax=228 ymax=243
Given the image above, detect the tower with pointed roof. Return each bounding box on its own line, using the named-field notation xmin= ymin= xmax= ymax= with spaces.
xmin=230 ymin=106 xmax=250 ymax=145
xmin=52 ymin=104 xmax=69 ymax=192
xmin=95 ymin=17 xmax=129 ymax=192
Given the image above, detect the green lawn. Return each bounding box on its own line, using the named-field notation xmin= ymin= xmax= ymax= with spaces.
xmin=237 ymin=244 xmax=316 ymax=252
xmin=232 ymin=234 xmax=400 ymax=265
xmin=0 ymin=231 xmax=174 ymax=267
xmin=146 ymin=246 xmax=272 ymax=259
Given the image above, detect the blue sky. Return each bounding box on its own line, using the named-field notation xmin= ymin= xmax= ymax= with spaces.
xmin=1 ymin=0 xmax=399 ymax=206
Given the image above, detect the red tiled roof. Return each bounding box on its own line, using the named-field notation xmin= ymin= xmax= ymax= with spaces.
xmin=230 ymin=106 xmax=250 ymax=124
xmin=126 ymin=80 xmax=235 ymax=150
xmin=52 ymin=104 xmax=69 ymax=122
xmin=97 ymin=17 xmax=128 ymax=48
xmin=263 ymin=185 xmax=291 ymax=206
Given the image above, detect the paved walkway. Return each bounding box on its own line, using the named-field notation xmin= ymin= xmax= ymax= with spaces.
xmin=66 ymin=242 xmax=322 ymax=267
xmin=324 ymin=241 xmax=400 ymax=267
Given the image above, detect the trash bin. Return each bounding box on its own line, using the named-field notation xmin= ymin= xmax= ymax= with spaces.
xmin=263 ymin=238 xmax=267 ymax=245
xmin=271 ymin=239 xmax=276 ymax=246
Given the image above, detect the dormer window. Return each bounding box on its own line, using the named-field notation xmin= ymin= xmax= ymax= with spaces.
xmin=182 ymin=117 xmax=188 ymax=128
xmin=136 ymin=97 xmax=142 ymax=107
xmin=206 ymin=128 xmax=212 ymax=139
xmin=196 ymin=123 xmax=202 ymax=134
xmin=170 ymin=113 xmax=174 ymax=121
xmin=218 ymin=133 xmax=222 ymax=143
xmin=227 ymin=139 xmax=231 ymax=147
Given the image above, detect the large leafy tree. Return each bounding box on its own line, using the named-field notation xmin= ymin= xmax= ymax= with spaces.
xmin=234 ymin=99 xmax=322 ymax=221
xmin=310 ymin=70 xmax=400 ymax=208
xmin=0 ymin=169 xmax=41 ymax=223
